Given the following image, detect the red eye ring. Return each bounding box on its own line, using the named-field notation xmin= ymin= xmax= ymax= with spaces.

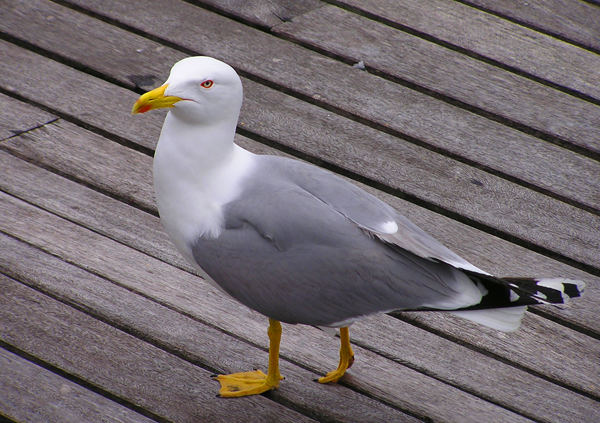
xmin=201 ymin=80 xmax=214 ymax=88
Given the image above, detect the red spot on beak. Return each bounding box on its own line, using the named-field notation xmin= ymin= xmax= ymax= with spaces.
xmin=137 ymin=104 xmax=152 ymax=114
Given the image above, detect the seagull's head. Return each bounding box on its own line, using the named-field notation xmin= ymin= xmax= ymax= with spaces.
xmin=132 ymin=56 xmax=243 ymax=124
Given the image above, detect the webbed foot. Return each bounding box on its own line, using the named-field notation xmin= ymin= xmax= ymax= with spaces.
xmin=214 ymin=369 xmax=283 ymax=397
xmin=214 ymin=319 xmax=283 ymax=398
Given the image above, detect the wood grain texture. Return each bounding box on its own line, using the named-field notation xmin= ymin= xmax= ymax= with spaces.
xmin=1 ymin=0 xmax=598 ymax=420
xmin=0 ymin=201 xmax=540 ymax=423
xmin=55 ymin=0 xmax=600 ymax=154
xmin=0 ymin=93 xmax=56 ymax=141
xmin=241 ymin=78 xmax=600 ymax=216
xmin=327 ymin=0 xmax=600 ymax=99
xmin=0 ymin=236 xmax=415 ymax=423
xmin=1 ymin=108 xmax=597 ymax=332
xmin=0 ymin=121 xmax=156 ymax=211
xmin=3 ymin=10 xmax=600 ymax=218
xmin=0 ymin=346 xmax=155 ymax=423
xmin=197 ymin=0 xmax=323 ymax=28
xmin=1 ymin=14 xmax=599 ymax=269
xmin=394 ymin=310 xmax=600 ymax=400
xmin=0 ymin=40 xmax=163 ymax=151
xmin=272 ymin=4 xmax=600 ymax=151
xmin=350 ymin=314 xmax=600 ymax=422
xmin=462 ymin=0 xmax=600 ymax=51
xmin=3 ymin=226 xmax=597 ymax=423
xmin=0 ymin=160 xmax=597 ymax=402
xmin=0 ymin=276 xmax=318 ymax=423
xmin=2 ymin=82 xmax=599 ymax=276
xmin=1 ymin=126 xmax=597 ymax=335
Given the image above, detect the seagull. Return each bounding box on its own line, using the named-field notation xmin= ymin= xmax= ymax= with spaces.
xmin=132 ymin=56 xmax=584 ymax=397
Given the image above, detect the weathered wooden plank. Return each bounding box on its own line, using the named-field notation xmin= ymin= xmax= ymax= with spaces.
xmin=196 ymin=0 xmax=323 ymax=28
xmin=324 ymin=0 xmax=600 ymax=99
xmin=3 ymin=3 xmax=600 ymax=219
xmin=2 ymin=28 xmax=600 ymax=272
xmin=241 ymin=75 xmax=600 ymax=221
xmin=0 ymin=158 xmax=597 ymax=400
xmin=1 ymin=125 xmax=596 ymax=336
xmin=0 ymin=40 xmax=164 ymax=151
xmin=2 ymin=231 xmax=597 ymax=423
xmin=0 ymin=149 xmax=188 ymax=269
xmin=350 ymin=314 xmax=600 ymax=422
xmin=0 ymin=237 xmax=415 ymax=423
xmin=1 ymin=110 xmax=597 ymax=331
xmin=53 ymin=0 xmax=600 ymax=155
xmin=0 ymin=201 xmax=550 ymax=423
xmin=241 ymin=79 xmax=600 ymax=217
xmin=0 ymin=346 xmax=155 ymax=423
xmin=2 ymin=61 xmax=599 ymax=275
xmin=4 ymin=9 xmax=600 ymax=220
xmin=0 ymin=2 xmax=597 ymax=422
xmin=0 ymin=92 xmax=56 ymax=141
xmin=272 ymin=5 xmax=600 ymax=149
xmin=0 ymin=121 xmax=152 ymax=210
xmin=396 ymin=309 xmax=600 ymax=395
xmin=8 ymin=0 xmax=597 ymax=229
xmin=0 ymin=275 xmax=318 ymax=423
xmin=462 ymin=0 xmax=600 ymax=51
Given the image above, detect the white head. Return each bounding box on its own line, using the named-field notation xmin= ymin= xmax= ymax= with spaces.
xmin=132 ymin=56 xmax=243 ymax=125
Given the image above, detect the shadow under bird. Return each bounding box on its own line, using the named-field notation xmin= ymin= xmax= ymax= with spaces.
xmin=132 ymin=56 xmax=585 ymax=397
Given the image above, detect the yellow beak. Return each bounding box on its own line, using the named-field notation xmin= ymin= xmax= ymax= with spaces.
xmin=131 ymin=84 xmax=183 ymax=114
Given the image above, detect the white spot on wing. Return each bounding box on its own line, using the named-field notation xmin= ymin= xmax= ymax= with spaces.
xmin=380 ymin=220 xmax=398 ymax=234
xmin=509 ymin=290 xmax=520 ymax=302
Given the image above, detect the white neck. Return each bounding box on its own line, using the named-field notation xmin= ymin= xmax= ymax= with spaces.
xmin=159 ymin=111 xmax=237 ymax=169
xmin=153 ymin=110 xmax=254 ymax=262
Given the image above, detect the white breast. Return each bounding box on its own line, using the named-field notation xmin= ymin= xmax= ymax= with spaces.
xmin=153 ymin=142 xmax=255 ymax=264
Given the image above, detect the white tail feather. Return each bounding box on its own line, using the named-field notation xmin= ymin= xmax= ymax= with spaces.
xmin=451 ymin=306 xmax=527 ymax=332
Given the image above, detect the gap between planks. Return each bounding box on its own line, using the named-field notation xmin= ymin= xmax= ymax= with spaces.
xmin=50 ymin=0 xmax=600 ymax=160
xmin=0 ymin=41 xmax=598 ymax=276
xmin=319 ymin=0 xmax=600 ymax=99
xmin=454 ymin=0 xmax=600 ymax=53
xmin=1 ymin=115 xmax=598 ymax=334
xmin=0 ymin=187 xmax=596 ymax=422
xmin=0 ymin=340 xmax=168 ymax=423
xmin=0 ymin=143 xmax=596 ymax=404
xmin=0 ymin=274 xmax=322 ymax=423
xmin=0 ymin=212 xmax=576 ymax=423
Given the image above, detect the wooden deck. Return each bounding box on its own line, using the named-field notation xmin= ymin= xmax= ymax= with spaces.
xmin=1 ymin=1 xmax=599 ymax=421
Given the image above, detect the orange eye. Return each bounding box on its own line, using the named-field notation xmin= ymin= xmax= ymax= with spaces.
xmin=201 ymin=80 xmax=214 ymax=88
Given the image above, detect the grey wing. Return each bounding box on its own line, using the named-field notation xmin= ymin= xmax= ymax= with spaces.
xmin=191 ymin=157 xmax=485 ymax=326
xmin=280 ymin=157 xmax=487 ymax=274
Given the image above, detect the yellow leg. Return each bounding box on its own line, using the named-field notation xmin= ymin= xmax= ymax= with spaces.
xmin=214 ymin=318 xmax=284 ymax=397
xmin=318 ymin=327 xmax=354 ymax=383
